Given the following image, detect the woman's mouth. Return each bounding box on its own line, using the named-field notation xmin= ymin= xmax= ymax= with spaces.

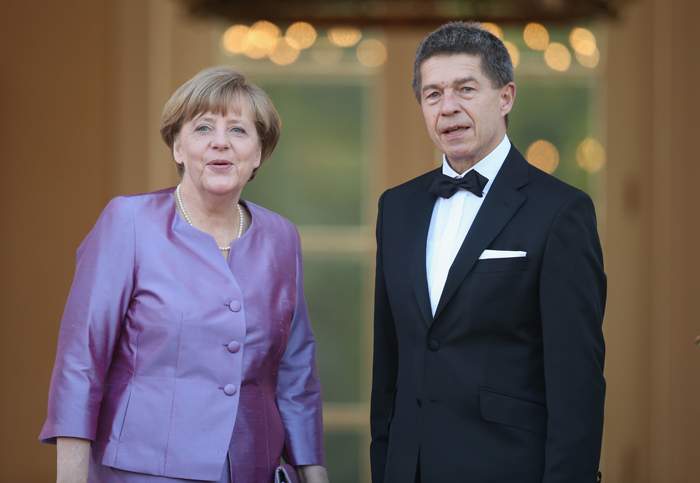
xmin=206 ymin=160 xmax=234 ymax=170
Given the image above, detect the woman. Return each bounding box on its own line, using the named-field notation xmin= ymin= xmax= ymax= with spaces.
xmin=40 ymin=67 xmax=328 ymax=483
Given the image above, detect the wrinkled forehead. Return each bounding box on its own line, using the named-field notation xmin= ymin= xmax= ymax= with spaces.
xmin=421 ymin=53 xmax=484 ymax=79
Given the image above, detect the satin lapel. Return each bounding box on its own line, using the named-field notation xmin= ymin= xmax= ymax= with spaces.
xmin=433 ymin=147 xmax=529 ymax=320
xmin=411 ymin=170 xmax=440 ymax=327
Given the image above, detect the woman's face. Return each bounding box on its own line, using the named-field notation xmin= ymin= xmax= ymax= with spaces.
xmin=174 ymin=102 xmax=261 ymax=197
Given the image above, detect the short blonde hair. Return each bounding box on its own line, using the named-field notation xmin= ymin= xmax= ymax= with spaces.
xmin=160 ymin=66 xmax=281 ymax=177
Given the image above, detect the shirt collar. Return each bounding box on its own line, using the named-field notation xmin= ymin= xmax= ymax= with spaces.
xmin=442 ymin=135 xmax=511 ymax=194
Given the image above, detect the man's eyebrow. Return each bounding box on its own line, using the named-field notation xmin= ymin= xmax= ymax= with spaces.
xmin=421 ymin=83 xmax=442 ymax=93
xmin=453 ymin=76 xmax=478 ymax=85
xmin=422 ymin=76 xmax=479 ymax=93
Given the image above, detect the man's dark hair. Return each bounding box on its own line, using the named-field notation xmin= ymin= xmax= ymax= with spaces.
xmin=412 ymin=21 xmax=514 ymax=101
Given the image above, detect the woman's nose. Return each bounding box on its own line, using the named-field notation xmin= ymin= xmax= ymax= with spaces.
xmin=211 ymin=128 xmax=230 ymax=149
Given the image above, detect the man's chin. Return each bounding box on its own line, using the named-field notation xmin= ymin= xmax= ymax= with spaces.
xmin=444 ymin=149 xmax=474 ymax=166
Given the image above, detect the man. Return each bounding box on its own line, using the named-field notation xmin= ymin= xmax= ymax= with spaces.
xmin=370 ymin=22 xmax=606 ymax=483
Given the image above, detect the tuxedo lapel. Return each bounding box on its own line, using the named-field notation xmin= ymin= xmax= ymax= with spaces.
xmin=434 ymin=147 xmax=529 ymax=320
xmin=410 ymin=169 xmax=440 ymax=327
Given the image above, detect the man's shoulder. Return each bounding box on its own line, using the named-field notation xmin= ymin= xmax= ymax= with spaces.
xmin=523 ymin=162 xmax=595 ymax=217
xmin=380 ymin=168 xmax=440 ymax=202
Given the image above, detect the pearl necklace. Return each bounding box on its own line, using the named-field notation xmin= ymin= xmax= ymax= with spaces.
xmin=175 ymin=184 xmax=244 ymax=251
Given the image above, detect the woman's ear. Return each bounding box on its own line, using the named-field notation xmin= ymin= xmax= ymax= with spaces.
xmin=173 ymin=136 xmax=184 ymax=166
xmin=253 ymin=148 xmax=262 ymax=169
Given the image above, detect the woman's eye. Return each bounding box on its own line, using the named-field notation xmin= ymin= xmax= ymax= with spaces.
xmin=194 ymin=125 xmax=212 ymax=132
xmin=230 ymin=126 xmax=246 ymax=134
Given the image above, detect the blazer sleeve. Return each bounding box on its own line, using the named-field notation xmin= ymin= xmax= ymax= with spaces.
xmin=39 ymin=197 xmax=135 ymax=443
xmin=370 ymin=192 xmax=399 ymax=483
xmin=540 ymin=191 xmax=606 ymax=483
xmin=276 ymin=225 xmax=325 ymax=467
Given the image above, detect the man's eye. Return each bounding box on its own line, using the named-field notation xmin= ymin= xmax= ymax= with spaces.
xmin=460 ymin=86 xmax=475 ymax=93
xmin=426 ymin=91 xmax=439 ymax=100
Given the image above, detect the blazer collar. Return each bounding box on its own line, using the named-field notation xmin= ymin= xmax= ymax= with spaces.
xmin=432 ymin=145 xmax=529 ymax=320
xmin=410 ymin=168 xmax=441 ymax=327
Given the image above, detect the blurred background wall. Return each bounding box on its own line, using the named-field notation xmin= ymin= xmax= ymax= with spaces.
xmin=0 ymin=0 xmax=697 ymax=481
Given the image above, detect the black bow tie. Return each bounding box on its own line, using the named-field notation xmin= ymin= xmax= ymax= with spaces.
xmin=428 ymin=170 xmax=489 ymax=199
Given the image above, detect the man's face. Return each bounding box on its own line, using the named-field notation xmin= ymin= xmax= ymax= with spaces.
xmin=419 ymin=53 xmax=515 ymax=170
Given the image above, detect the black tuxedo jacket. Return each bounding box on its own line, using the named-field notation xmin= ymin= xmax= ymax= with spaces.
xmin=370 ymin=146 xmax=606 ymax=483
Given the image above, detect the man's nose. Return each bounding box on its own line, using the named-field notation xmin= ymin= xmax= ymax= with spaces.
xmin=440 ymin=91 xmax=460 ymax=115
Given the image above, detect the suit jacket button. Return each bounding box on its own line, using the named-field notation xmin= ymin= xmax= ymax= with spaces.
xmin=228 ymin=300 xmax=241 ymax=312
xmin=223 ymin=384 xmax=237 ymax=396
xmin=416 ymin=397 xmax=422 ymax=407
xmin=226 ymin=341 xmax=241 ymax=353
xmin=428 ymin=338 xmax=440 ymax=351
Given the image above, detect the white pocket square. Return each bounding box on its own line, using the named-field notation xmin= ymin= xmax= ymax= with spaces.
xmin=479 ymin=249 xmax=527 ymax=260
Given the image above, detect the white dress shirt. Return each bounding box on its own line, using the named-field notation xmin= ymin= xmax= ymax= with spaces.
xmin=426 ymin=135 xmax=511 ymax=315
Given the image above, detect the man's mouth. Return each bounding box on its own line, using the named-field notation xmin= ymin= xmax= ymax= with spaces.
xmin=440 ymin=125 xmax=470 ymax=135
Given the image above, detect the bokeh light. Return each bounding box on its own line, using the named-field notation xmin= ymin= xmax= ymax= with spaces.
xmin=243 ymin=44 xmax=268 ymax=60
xmin=269 ymin=37 xmax=300 ymax=66
xmin=544 ymin=42 xmax=572 ymax=72
xmin=285 ymin=21 xmax=317 ymax=50
xmin=526 ymin=140 xmax=560 ymax=173
xmin=569 ymin=27 xmax=597 ymax=56
xmin=481 ymin=22 xmax=504 ymax=40
xmin=356 ymin=39 xmax=387 ymax=67
xmin=523 ymin=22 xmax=550 ymax=51
xmin=222 ymin=24 xmax=250 ymax=55
xmin=328 ymin=27 xmax=362 ymax=47
xmin=576 ymin=137 xmax=606 ymax=173
xmin=247 ymin=20 xmax=280 ymax=56
xmin=503 ymin=40 xmax=520 ymax=68
xmin=576 ymin=48 xmax=600 ymax=68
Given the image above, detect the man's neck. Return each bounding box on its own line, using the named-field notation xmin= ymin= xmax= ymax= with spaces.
xmin=445 ymin=134 xmax=507 ymax=175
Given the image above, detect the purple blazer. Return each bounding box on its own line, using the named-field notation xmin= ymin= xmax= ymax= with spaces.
xmin=40 ymin=188 xmax=324 ymax=481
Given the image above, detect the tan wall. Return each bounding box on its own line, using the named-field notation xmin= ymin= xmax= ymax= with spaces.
xmin=0 ymin=1 xmax=114 ymax=480
xmin=1 ymin=0 xmax=698 ymax=481
xmin=0 ymin=1 xmax=212 ymax=480
xmin=602 ymin=1 xmax=700 ymax=482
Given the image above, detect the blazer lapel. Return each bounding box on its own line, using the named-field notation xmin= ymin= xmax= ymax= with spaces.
xmin=410 ymin=169 xmax=440 ymax=327
xmin=433 ymin=147 xmax=530 ymax=320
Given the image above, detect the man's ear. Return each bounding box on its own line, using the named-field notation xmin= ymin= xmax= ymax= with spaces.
xmin=500 ymin=82 xmax=516 ymax=117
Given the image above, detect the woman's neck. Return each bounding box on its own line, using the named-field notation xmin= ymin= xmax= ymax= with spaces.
xmin=182 ymin=179 xmax=237 ymax=208
xmin=177 ymin=182 xmax=241 ymax=242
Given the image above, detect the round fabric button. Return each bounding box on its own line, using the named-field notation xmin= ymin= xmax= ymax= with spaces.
xmin=228 ymin=300 xmax=241 ymax=312
xmin=226 ymin=341 xmax=241 ymax=353
xmin=223 ymin=384 xmax=237 ymax=396
xmin=428 ymin=338 xmax=440 ymax=351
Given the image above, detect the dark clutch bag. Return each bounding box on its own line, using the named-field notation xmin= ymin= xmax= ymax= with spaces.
xmin=274 ymin=463 xmax=299 ymax=483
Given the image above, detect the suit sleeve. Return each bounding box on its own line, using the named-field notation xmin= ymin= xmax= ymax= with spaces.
xmin=276 ymin=225 xmax=325 ymax=467
xmin=39 ymin=197 xmax=135 ymax=443
xmin=540 ymin=191 xmax=606 ymax=483
xmin=370 ymin=192 xmax=399 ymax=483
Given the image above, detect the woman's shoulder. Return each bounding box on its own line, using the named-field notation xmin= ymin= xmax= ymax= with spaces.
xmin=245 ymin=200 xmax=299 ymax=239
xmin=114 ymin=187 xmax=174 ymax=206
xmin=102 ymin=188 xmax=174 ymax=215
xmin=88 ymin=189 xmax=174 ymax=236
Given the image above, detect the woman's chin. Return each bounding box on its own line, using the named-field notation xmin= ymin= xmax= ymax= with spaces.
xmin=200 ymin=177 xmax=242 ymax=197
